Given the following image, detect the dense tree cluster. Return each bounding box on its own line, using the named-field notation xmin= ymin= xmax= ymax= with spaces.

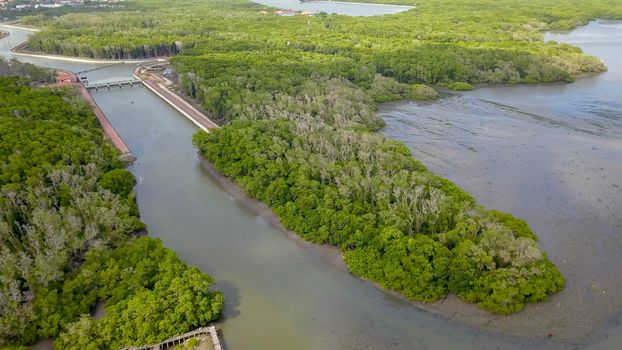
xmin=194 ymin=114 xmax=564 ymax=314
xmin=23 ymin=0 xmax=621 ymax=86
xmin=0 ymin=58 xmax=56 ymax=84
xmin=0 ymin=76 xmax=119 ymax=186
xmin=346 ymin=0 xmax=620 ymax=31
xmin=47 ymin=238 xmax=224 ymax=350
xmin=172 ymin=50 xmax=386 ymax=125
xmin=0 ymin=77 xmax=222 ymax=348
xmin=0 ymin=1 xmax=142 ymax=21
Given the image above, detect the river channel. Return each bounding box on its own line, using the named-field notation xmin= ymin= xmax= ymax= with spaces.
xmin=1 ymin=17 xmax=620 ymax=350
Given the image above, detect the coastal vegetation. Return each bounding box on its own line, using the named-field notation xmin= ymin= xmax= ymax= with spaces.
xmin=9 ymin=0 xmax=622 ymax=316
xmin=343 ymin=0 xmax=621 ymax=31
xmin=445 ymin=82 xmax=474 ymax=91
xmin=0 ymin=58 xmax=56 ymax=83
xmin=0 ymin=76 xmax=223 ymax=348
xmin=0 ymin=1 xmax=141 ymax=21
xmin=193 ymin=115 xmax=563 ymax=314
xmin=22 ymin=0 xmax=622 ymax=86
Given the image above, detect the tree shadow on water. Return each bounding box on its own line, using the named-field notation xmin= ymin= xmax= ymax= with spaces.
xmin=214 ymin=279 xmax=241 ymax=320
xmin=212 ymin=279 xmax=240 ymax=350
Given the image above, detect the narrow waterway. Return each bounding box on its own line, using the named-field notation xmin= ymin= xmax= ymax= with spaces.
xmin=2 ymin=19 xmax=620 ymax=350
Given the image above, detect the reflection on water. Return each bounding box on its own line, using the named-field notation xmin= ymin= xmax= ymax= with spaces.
xmin=380 ymin=20 xmax=622 ymax=346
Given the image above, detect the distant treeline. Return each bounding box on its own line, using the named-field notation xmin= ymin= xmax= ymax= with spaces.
xmin=0 ymin=57 xmax=56 ymax=83
xmin=22 ymin=0 xmax=621 ymax=87
xmin=0 ymin=76 xmax=223 ymax=349
xmin=341 ymin=0 xmax=622 ymax=30
xmin=0 ymin=1 xmax=142 ymax=21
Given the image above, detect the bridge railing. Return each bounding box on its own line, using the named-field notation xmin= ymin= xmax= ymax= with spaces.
xmin=84 ymin=79 xmax=142 ymax=90
xmin=75 ymin=62 xmax=123 ymax=75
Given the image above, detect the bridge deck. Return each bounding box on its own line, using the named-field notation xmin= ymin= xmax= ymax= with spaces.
xmin=75 ymin=62 xmax=123 ymax=75
xmin=84 ymin=79 xmax=142 ymax=90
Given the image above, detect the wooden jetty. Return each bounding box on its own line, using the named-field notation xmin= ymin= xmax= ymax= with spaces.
xmin=119 ymin=326 xmax=223 ymax=350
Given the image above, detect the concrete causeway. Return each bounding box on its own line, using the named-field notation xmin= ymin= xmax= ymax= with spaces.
xmin=133 ymin=64 xmax=219 ymax=132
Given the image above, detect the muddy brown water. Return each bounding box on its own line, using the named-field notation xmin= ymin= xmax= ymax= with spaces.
xmin=2 ymin=19 xmax=621 ymax=350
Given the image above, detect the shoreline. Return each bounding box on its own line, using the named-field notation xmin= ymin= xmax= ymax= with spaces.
xmin=134 ymin=67 xmax=505 ymax=335
xmin=52 ymin=69 xmax=134 ymax=162
xmin=0 ymin=22 xmax=40 ymax=32
xmin=198 ymin=154 xmax=589 ymax=347
xmin=198 ymin=156 xmax=349 ymax=272
xmin=11 ymin=47 xmax=155 ymax=64
xmin=1 ymin=23 xmax=156 ymax=64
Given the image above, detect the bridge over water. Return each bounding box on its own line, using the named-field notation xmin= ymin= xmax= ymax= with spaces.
xmin=75 ymin=62 xmax=124 ymax=75
xmin=84 ymin=78 xmax=142 ymax=90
